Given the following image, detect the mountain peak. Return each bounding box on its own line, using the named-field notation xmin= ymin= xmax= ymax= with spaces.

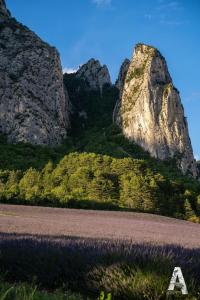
xmin=135 ymin=43 xmax=157 ymax=52
xmin=134 ymin=43 xmax=164 ymax=59
xmin=114 ymin=44 xmax=197 ymax=178
xmin=76 ymin=58 xmax=111 ymax=93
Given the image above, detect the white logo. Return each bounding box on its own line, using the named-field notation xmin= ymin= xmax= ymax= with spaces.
xmin=167 ymin=267 xmax=188 ymax=295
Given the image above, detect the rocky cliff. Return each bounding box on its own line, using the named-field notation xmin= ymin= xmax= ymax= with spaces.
xmin=0 ymin=1 xmax=70 ymax=145
xmin=114 ymin=43 xmax=197 ymax=178
xmin=0 ymin=0 xmax=10 ymax=18
xmin=115 ymin=58 xmax=130 ymax=91
xmin=76 ymin=58 xmax=111 ymax=93
xmin=113 ymin=58 xmax=130 ymax=123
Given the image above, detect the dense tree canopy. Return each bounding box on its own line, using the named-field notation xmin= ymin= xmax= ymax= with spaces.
xmin=0 ymin=151 xmax=200 ymax=221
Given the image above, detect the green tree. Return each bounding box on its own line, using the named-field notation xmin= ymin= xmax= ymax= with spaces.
xmin=41 ymin=161 xmax=54 ymax=199
xmin=68 ymin=167 xmax=93 ymax=200
xmin=5 ymin=171 xmax=21 ymax=200
xmin=184 ymin=199 xmax=195 ymax=220
xmin=120 ymin=172 xmax=156 ymax=211
xmin=19 ymin=168 xmax=41 ymax=202
xmin=89 ymin=171 xmax=118 ymax=203
xmin=197 ymin=195 xmax=200 ymax=214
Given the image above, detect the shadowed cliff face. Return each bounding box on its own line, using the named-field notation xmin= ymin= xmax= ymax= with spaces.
xmin=115 ymin=58 xmax=130 ymax=91
xmin=113 ymin=58 xmax=130 ymax=123
xmin=0 ymin=1 xmax=70 ymax=145
xmin=114 ymin=44 xmax=197 ymax=178
xmin=0 ymin=0 xmax=10 ymax=18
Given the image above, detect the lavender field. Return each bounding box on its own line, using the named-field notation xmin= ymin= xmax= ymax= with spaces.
xmin=1 ymin=204 xmax=200 ymax=247
xmin=1 ymin=205 xmax=200 ymax=299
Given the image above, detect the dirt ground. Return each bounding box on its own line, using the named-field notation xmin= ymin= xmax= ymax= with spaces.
xmin=0 ymin=204 xmax=200 ymax=248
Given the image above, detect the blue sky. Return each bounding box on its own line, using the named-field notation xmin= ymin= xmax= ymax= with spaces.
xmin=7 ymin=0 xmax=200 ymax=159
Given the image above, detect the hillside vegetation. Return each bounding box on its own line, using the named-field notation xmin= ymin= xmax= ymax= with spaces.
xmin=0 ymin=74 xmax=200 ymax=221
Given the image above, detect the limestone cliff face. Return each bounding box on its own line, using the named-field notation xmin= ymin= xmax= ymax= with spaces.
xmin=115 ymin=43 xmax=197 ymax=178
xmin=0 ymin=1 xmax=70 ymax=145
xmin=76 ymin=58 xmax=111 ymax=93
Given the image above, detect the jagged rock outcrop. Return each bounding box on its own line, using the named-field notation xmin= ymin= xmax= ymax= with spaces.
xmin=113 ymin=58 xmax=130 ymax=122
xmin=115 ymin=58 xmax=130 ymax=91
xmin=0 ymin=1 xmax=70 ymax=145
xmin=114 ymin=43 xmax=197 ymax=178
xmin=76 ymin=58 xmax=111 ymax=93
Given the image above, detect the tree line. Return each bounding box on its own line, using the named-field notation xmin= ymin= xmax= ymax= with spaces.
xmin=0 ymin=152 xmax=199 ymax=222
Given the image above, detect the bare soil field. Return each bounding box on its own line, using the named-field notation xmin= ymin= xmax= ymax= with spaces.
xmin=0 ymin=204 xmax=200 ymax=248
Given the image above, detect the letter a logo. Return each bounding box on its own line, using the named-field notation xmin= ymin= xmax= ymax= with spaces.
xmin=167 ymin=267 xmax=188 ymax=295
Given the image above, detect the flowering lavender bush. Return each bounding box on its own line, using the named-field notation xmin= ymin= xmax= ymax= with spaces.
xmin=0 ymin=233 xmax=200 ymax=299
